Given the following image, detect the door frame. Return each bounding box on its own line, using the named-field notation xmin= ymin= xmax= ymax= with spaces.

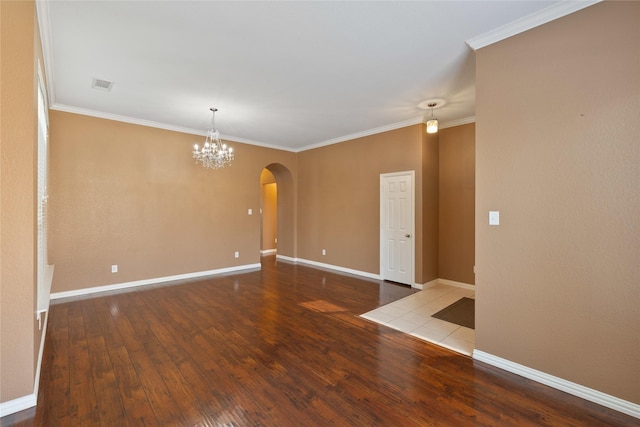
xmin=379 ymin=170 xmax=415 ymax=286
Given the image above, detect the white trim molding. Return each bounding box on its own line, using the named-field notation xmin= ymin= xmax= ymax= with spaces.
xmin=416 ymin=278 xmax=440 ymax=290
xmin=34 ymin=309 xmax=50 ymax=400
xmin=50 ymin=263 xmax=260 ymax=300
xmin=414 ymin=278 xmax=474 ymax=291
xmin=51 ymin=104 xmax=207 ymax=137
xmin=301 ymin=117 xmax=425 ymax=152
xmin=260 ymin=249 xmax=277 ymax=256
xmin=473 ymin=350 xmax=640 ymax=419
xmin=275 ymin=254 xmax=297 ymax=264
xmin=0 ymin=295 xmax=52 ymax=418
xmin=49 ymin=104 xmax=297 ymax=153
xmin=440 ymin=116 xmax=475 ymax=130
xmin=274 ymin=260 xmax=476 ymax=292
xmin=466 ymin=0 xmax=602 ymax=51
xmin=438 ymin=278 xmax=475 ymax=291
xmin=0 ymin=394 xmax=37 ymax=418
xmin=276 ymin=255 xmax=381 ymax=281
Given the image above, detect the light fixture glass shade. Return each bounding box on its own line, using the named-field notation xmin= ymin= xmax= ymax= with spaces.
xmin=426 ymin=119 xmax=438 ymax=134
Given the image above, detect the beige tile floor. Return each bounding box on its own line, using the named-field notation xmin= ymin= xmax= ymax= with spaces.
xmin=361 ymin=283 xmax=475 ymax=356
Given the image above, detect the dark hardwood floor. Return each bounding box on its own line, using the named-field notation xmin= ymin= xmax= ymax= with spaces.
xmin=2 ymin=256 xmax=637 ymax=426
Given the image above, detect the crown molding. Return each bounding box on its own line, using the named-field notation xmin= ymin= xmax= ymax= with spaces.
xmin=219 ymin=134 xmax=297 ymax=153
xmin=466 ymin=0 xmax=602 ymax=51
xmin=51 ymin=104 xmax=207 ymax=135
xmin=440 ymin=116 xmax=476 ymax=129
xmin=299 ymin=116 xmax=425 ymax=152
xmin=52 ymin=104 xmax=476 ymax=152
xmin=50 ymin=104 xmax=298 ymax=152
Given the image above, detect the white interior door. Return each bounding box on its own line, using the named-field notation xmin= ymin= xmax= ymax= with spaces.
xmin=380 ymin=171 xmax=415 ymax=286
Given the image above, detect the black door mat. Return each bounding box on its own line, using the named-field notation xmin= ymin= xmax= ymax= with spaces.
xmin=431 ymin=297 xmax=475 ymax=329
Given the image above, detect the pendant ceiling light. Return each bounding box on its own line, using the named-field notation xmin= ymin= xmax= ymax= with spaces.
xmin=426 ymin=102 xmax=439 ymax=134
xmin=193 ymin=108 xmax=234 ymax=169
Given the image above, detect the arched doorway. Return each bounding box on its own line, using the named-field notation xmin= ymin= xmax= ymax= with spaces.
xmin=259 ymin=163 xmax=294 ymax=258
xmin=260 ymin=169 xmax=277 ymax=255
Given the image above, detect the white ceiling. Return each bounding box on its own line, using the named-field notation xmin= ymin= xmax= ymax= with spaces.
xmin=38 ymin=1 xmax=595 ymax=151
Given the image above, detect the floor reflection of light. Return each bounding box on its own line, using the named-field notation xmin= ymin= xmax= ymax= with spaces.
xmin=110 ymin=303 xmax=119 ymax=318
xmin=213 ymin=407 xmax=247 ymax=427
xmin=234 ymin=280 xmax=240 ymax=292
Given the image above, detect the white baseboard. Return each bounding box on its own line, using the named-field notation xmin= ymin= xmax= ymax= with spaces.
xmin=50 ymin=263 xmax=261 ymax=300
xmin=0 ymin=305 xmax=50 ymax=417
xmin=438 ymin=278 xmax=475 ymax=290
xmin=33 ymin=309 xmax=49 ymax=401
xmin=414 ymin=278 xmax=474 ymax=291
xmin=275 ymin=254 xmax=296 ymax=264
xmin=275 ymin=255 xmax=381 ymax=281
xmin=417 ymin=278 xmax=439 ymax=290
xmin=260 ymin=249 xmax=277 ymax=256
xmin=0 ymin=393 xmax=36 ymax=418
xmin=275 ymin=258 xmax=474 ymax=291
xmin=473 ymin=350 xmax=640 ymax=419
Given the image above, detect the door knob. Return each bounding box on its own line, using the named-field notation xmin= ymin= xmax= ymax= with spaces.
xmin=405 ymin=234 xmax=411 ymax=238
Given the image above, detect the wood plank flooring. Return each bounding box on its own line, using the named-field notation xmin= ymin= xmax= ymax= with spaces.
xmin=2 ymin=256 xmax=638 ymax=426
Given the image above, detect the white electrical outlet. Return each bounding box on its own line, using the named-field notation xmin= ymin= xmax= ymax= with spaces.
xmin=234 ymin=251 xmax=239 ymax=258
xmin=489 ymin=211 xmax=500 ymax=225
xmin=322 ymin=249 xmax=326 ymax=256
xmin=111 ymin=265 xmax=118 ymax=273
xmin=248 ymin=208 xmax=252 ymax=215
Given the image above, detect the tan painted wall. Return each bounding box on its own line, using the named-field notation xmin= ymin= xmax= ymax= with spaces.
xmin=49 ymin=111 xmax=297 ymax=293
xmin=297 ymin=124 xmax=435 ymax=284
xmin=0 ymin=0 xmax=42 ymax=403
xmin=422 ymin=130 xmax=439 ymax=284
xmin=439 ymin=123 xmax=475 ymax=285
xmin=476 ymin=1 xmax=640 ymax=404
xmin=260 ymin=169 xmax=277 ymax=251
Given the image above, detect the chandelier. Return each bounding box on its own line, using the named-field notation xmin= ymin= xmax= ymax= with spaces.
xmin=426 ymin=102 xmax=439 ymax=134
xmin=192 ymin=107 xmax=234 ymax=169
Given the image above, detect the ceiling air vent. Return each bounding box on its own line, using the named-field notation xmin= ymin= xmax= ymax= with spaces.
xmin=91 ymin=78 xmax=114 ymax=92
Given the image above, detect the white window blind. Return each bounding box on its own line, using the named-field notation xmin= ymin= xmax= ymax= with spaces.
xmin=36 ymin=71 xmax=53 ymax=317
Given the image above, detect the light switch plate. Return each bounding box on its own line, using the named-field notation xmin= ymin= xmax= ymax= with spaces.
xmin=489 ymin=211 xmax=500 ymax=225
